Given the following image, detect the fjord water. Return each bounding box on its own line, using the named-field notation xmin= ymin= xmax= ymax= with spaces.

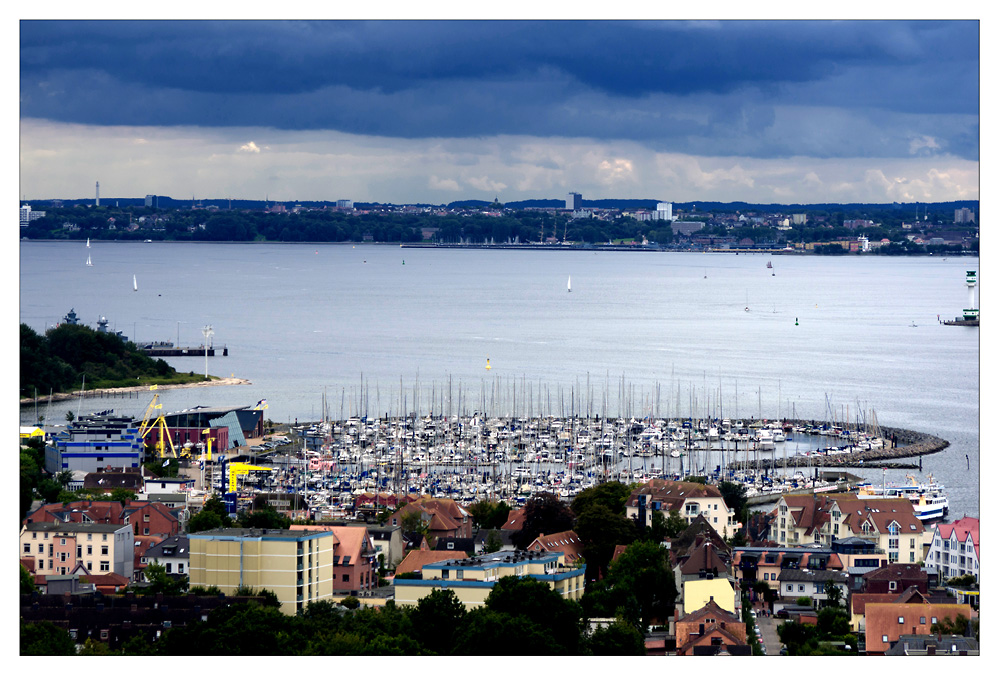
xmin=19 ymin=241 xmax=980 ymax=517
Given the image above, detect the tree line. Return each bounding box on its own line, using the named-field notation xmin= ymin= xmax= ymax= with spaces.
xmin=20 ymin=323 xmax=203 ymax=400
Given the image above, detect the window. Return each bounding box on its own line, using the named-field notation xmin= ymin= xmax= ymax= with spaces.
xmin=931 ymin=617 xmax=938 ymax=625
xmin=38 ymin=544 xmax=43 ymax=553
xmin=889 ymin=581 xmax=897 ymax=591
xmin=87 ymin=546 xmax=92 ymax=555
xmin=342 ymin=574 xmax=349 ymax=582
xmin=23 ymin=543 xmax=30 ymax=553
xmin=100 ymin=561 xmax=110 ymax=571
xmin=77 ymin=546 xmax=82 ymax=557
xmin=920 ymin=617 xmax=926 ymax=625
xmin=60 ymin=538 xmax=66 ymax=546
xmin=102 ymin=534 xmax=107 ymax=541
xmin=786 ymin=584 xmax=793 ymax=592
xmin=178 ymin=563 xmax=184 ymax=573
xmin=101 ymin=546 xmax=109 ymax=556
xmin=898 ymin=617 xmax=905 ymax=624
xmin=144 ymin=528 xmax=150 ymax=536
xmin=798 ymin=585 xmax=805 ymax=592
xmin=442 ymin=569 xmax=449 ymax=579
xmin=882 ymin=635 xmax=889 ymax=643
xmin=165 ymin=563 xmax=172 ymax=573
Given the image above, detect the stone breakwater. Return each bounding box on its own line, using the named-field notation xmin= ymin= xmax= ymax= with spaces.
xmin=736 ymin=422 xmax=949 ymax=470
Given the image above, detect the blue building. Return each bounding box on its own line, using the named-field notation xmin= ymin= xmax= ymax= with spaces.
xmin=46 ymin=412 xmax=145 ymax=474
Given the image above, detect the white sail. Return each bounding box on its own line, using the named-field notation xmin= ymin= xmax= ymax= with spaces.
xmin=567 ymin=276 xmax=571 ymax=292
xmin=86 ymin=254 xmax=92 ymax=267
xmin=86 ymin=238 xmax=90 ymax=248
xmin=133 ymin=274 xmax=138 ymax=292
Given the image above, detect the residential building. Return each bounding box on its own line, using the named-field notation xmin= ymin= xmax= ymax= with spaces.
xmin=862 ymin=588 xmax=973 ymax=655
xmin=394 ymin=549 xmax=585 ymax=609
xmin=565 ymin=192 xmax=582 ymax=210
xmin=734 ymin=546 xmax=846 ymax=596
xmin=20 ymin=204 xmax=45 ymax=226
xmin=287 ymin=524 xmax=379 ymax=594
xmin=20 ymin=521 xmax=134 ymax=579
xmin=924 ymin=516 xmax=979 ymax=582
xmin=656 ymin=202 xmax=673 ymax=221
xmin=682 ymin=577 xmax=737 ymax=616
xmin=143 ymin=535 xmax=190 ymax=577
xmin=627 ymin=479 xmax=740 ymax=537
xmin=675 ymin=599 xmax=749 ymax=656
xmin=954 ymin=207 xmax=976 ymax=224
xmin=25 ymin=499 xmax=182 ymax=539
xmin=188 ymin=528 xmax=337 ymax=615
xmin=774 ymin=493 xmax=925 ymax=563
xmin=525 ymin=530 xmax=585 ymax=566
xmin=884 ymin=634 xmax=979 ymax=656
xmin=388 ymin=497 xmax=472 ymax=542
xmin=861 ymin=563 xmax=928 ymax=595
xmin=473 ymin=528 xmax=516 ymax=554
xmin=394 ymin=549 xmax=468 ymax=576
xmin=776 ymin=568 xmax=849 ymax=609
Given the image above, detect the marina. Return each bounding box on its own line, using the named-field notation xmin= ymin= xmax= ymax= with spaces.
xmin=176 ymin=408 xmax=951 ymax=521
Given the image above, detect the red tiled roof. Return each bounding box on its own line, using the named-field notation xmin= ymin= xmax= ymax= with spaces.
xmin=394 ymin=550 xmax=467 ymax=576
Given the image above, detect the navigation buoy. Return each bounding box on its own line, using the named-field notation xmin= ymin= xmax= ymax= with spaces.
xmin=795 ymin=317 xmax=799 ymax=325
xmin=486 ymin=358 xmax=492 ymax=371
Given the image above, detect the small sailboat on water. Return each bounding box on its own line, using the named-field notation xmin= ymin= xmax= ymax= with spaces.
xmin=567 ymin=276 xmax=572 ymax=293
xmin=133 ymin=274 xmax=138 ymax=292
xmin=86 ymin=238 xmax=90 ymax=248
xmin=86 ymin=254 xmax=92 ymax=267
xmin=767 ymin=260 xmax=774 ymax=276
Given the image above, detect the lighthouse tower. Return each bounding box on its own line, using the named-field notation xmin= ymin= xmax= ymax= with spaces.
xmin=962 ymin=271 xmax=978 ymax=321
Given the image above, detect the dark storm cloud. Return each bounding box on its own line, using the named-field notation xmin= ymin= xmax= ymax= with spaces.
xmin=20 ymin=20 xmax=979 ymax=159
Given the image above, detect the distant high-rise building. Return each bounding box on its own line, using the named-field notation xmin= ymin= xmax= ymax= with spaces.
xmin=566 ymin=192 xmax=582 ymax=210
xmin=96 ymin=181 xmax=100 ymax=207
xmin=955 ymin=207 xmax=976 ymax=224
xmin=792 ymin=213 xmax=807 ymax=225
xmin=20 ymin=204 xmax=45 ymax=226
xmin=656 ymin=202 xmax=673 ymax=221
xmin=145 ymin=195 xmax=159 ymax=208
xmin=336 ymin=199 xmax=354 ymax=210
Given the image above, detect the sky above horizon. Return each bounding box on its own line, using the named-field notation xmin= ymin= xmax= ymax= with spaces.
xmin=19 ymin=19 xmax=980 ymax=205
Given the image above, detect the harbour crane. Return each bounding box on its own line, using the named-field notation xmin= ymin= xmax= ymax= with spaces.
xmin=137 ymin=394 xmax=178 ymax=459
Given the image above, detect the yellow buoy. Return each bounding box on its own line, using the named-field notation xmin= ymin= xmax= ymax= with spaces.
xmin=486 ymin=358 xmax=491 ymax=371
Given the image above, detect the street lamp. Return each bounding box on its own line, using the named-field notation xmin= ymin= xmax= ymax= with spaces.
xmin=202 ymin=325 xmax=214 ymax=380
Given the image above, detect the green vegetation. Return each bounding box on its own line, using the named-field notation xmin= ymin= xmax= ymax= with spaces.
xmin=20 ymin=322 xmax=204 ymax=399
xmin=510 ymin=492 xmax=575 ymax=548
xmin=777 ymin=604 xmax=858 ymax=655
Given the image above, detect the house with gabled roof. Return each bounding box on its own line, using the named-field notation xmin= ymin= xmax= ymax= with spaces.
xmin=774 ymin=493 xmax=925 ymax=564
xmin=388 ymin=497 xmax=472 ymax=544
xmin=500 ymin=506 xmax=526 ymax=531
xmin=924 ymin=516 xmax=979 ymax=583
xmin=862 ymin=587 xmax=974 ymax=654
xmin=525 ymin=529 xmax=585 ymax=566
xmin=289 ymin=524 xmax=379 ymax=593
xmin=626 ymin=479 xmax=740 ymax=537
xmin=674 ymin=599 xmax=748 ymax=655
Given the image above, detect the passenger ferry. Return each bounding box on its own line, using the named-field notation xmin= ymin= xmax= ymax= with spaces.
xmin=856 ymin=474 xmax=949 ymax=522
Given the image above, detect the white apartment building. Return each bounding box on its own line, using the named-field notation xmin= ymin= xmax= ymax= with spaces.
xmin=924 ymin=517 xmax=979 ymax=582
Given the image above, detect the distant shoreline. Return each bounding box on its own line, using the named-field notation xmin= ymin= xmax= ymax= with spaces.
xmin=19 ymin=377 xmax=252 ymax=406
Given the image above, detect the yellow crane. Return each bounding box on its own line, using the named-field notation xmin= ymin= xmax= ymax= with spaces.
xmin=227 ymin=462 xmax=273 ymax=494
xmin=137 ymin=394 xmax=178 ymax=459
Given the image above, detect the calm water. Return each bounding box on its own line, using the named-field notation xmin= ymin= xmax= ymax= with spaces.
xmin=18 ymin=241 xmax=980 ymax=517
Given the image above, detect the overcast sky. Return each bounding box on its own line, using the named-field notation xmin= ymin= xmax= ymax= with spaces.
xmin=19 ymin=19 xmax=980 ymax=204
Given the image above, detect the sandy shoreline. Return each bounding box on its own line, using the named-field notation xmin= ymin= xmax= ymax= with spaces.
xmin=19 ymin=377 xmax=252 ymax=405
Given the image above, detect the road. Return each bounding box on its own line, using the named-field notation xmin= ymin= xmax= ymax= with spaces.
xmin=756 ymin=613 xmax=785 ymax=655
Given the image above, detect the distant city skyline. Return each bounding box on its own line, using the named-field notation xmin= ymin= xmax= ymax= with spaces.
xmin=20 ymin=20 xmax=979 ymax=205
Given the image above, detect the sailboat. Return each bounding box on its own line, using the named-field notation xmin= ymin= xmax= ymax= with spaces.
xmin=767 ymin=260 xmax=774 ymax=276
xmin=567 ymin=276 xmax=572 ymax=293
xmin=86 ymin=238 xmax=90 ymax=248
xmin=133 ymin=274 xmax=138 ymax=292
xmin=86 ymin=254 xmax=92 ymax=267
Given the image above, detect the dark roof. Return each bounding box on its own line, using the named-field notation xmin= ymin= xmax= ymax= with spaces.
xmin=433 ymin=537 xmax=475 ymax=553
xmin=83 ymin=472 xmax=143 ymax=490
xmin=145 ymin=535 xmax=190 ymax=559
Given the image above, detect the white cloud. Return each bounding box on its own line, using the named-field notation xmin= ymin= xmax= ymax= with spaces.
xmin=18 ymin=119 xmax=980 ymax=205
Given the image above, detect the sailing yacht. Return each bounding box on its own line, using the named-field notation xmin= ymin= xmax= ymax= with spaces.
xmin=567 ymin=276 xmax=572 ymax=293
xmin=133 ymin=274 xmax=138 ymax=292
xmin=86 ymin=254 xmax=92 ymax=267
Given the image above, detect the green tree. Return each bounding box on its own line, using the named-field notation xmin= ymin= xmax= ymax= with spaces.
xmin=604 ymin=539 xmax=677 ymax=632
xmin=20 ymin=564 xmax=36 ymax=595
xmin=142 ymin=562 xmax=189 ymax=595
xmin=79 ymin=637 xmax=113 ymax=655
xmin=662 ymin=509 xmax=688 ymax=538
xmin=20 ymin=619 xmax=77 ymax=655
xmin=571 ymin=481 xmax=633 ymax=517
xmin=512 ymin=492 xmax=574 ymax=548
xmin=484 ymin=529 xmax=503 ymax=553
xmin=480 ymin=575 xmax=584 ymax=654
xmin=586 ymin=619 xmax=646 ymax=655
xmin=188 ymin=495 xmax=233 ymax=532
xmin=574 ymin=502 xmax=637 ymax=580
xmin=110 ymin=487 xmax=134 ymax=505
xmin=410 ymin=588 xmax=467 ymax=655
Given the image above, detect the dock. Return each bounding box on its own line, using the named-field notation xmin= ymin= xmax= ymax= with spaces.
xmin=139 ymin=345 xmax=228 ymax=357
